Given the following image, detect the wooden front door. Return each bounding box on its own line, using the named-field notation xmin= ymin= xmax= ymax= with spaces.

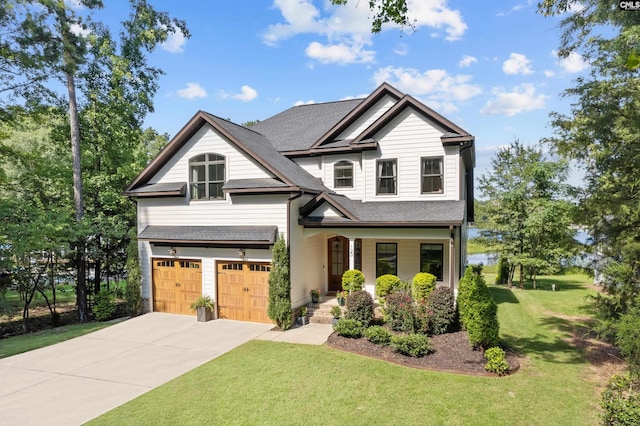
xmin=152 ymin=259 xmax=202 ymax=315
xmin=217 ymin=261 xmax=271 ymax=323
xmin=328 ymin=236 xmax=348 ymax=292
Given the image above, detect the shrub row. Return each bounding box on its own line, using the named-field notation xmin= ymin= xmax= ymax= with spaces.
xmin=384 ymin=288 xmax=456 ymax=335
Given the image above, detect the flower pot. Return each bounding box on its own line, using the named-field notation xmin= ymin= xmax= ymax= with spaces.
xmin=332 ymin=317 xmax=339 ymax=326
xmin=311 ymin=294 xmax=319 ymax=303
xmin=337 ymin=298 xmax=345 ymax=306
xmin=298 ymin=316 xmax=308 ymax=326
xmin=196 ymin=306 xmax=213 ymax=322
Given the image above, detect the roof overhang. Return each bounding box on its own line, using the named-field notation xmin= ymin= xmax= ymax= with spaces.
xmin=123 ymin=182 xmax=186 ymax=198
xmin=138 ymin=225 xmax=278 ymax=249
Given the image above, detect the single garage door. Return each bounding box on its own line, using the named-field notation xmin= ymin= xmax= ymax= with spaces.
xmin=152 ymin=258 xmax=202 ymax=315
xmin=217 ymin=261 xmax=271 ymax=323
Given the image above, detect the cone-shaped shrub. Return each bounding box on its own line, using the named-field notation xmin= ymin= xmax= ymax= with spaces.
xmin=267 ymin=236 xmax=293 ymax=330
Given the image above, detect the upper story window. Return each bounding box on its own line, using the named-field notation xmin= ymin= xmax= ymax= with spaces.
xmin=421 ymin=157 xmax=443 ymax=194
xmin=376 ymin=159 xmax=397 ymax=195
xmin=334 ymin=161 xmax=353 ymax=188
xmin=189 ymin=153 xmax=225 ymax=200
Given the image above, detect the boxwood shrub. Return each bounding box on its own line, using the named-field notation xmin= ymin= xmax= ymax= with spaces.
xmin=412 ymin=272 xmax=436 ymax=302
xmin=484 ymin=346 xmax=509 ymax=375
xmin=341 ymin=269 xmax=365 ymax=293
xmin=601 ymin=373 xmax=640 ymax=425
xmin=334 ymin=318 xmax=364 ymax=338
xmin=364 ymin=325 xmax=392 ymax=345
xmin=390 ymin=334 xmax=432 ymax=357
xmin=345 ymin=290 xmax=374 ymax=327
xmin=375 ymin=274 xmax=403 ymax=300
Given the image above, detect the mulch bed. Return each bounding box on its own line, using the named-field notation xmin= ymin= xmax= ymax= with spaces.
xmin=327 ymin=330 xmax=520 ymax=376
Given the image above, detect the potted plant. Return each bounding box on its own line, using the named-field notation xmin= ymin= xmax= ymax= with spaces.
xmin=310 ymin=288 xmax=320 ymax=303
xmin=298 ymin=306 xmax=308 ymax=326
xmin=190 ymin=295 xmax=215 ymax=322
xmin=336 ymin=290 xmax=347 ymax=306
xmin=330 ymin=305 xmax=342 ymax=326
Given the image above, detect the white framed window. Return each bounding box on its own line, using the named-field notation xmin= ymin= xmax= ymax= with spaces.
xmin=376 ymin=159 xmax=397 ymax=195
xmin=334 ymin=161 xmax=353 ymax=188
xmin=189 ymin=153 xmax=225 ymax=200
xmin=421 ymin=157 xmax=443 ymax=194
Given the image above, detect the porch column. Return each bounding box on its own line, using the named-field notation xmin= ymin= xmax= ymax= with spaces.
xmin=348 ymin=238 xmax=355 ymax=270
xmin=449 ymin=226 xmax=455 ymax=289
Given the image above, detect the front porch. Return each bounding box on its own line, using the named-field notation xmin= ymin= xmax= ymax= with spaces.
xmin=305 ymin=295 xmax=382 ymax=324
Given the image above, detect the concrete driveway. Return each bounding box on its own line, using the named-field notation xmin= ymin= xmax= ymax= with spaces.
xmin=0 ymin=313 xmax=273 ymax=425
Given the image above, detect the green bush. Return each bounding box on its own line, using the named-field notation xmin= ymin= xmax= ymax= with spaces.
xmin=341 ymin=269 xmax=365 ymax=293
xmin=345 ymin=290 xmax=374 ymax=327
xmin=267 ymin=237 xmax=293 ymax=330
xmin=125 ymin=237 xmax=143 ymax=316
xmin=601 ymin=373 xmax=640 ymax=425
xmin=495 ymin=257 xmax=510 ymax=285
xmin=375 ymin=274 xmax=403 ymax=300
xmin=334 ymin=318 xmax=364 ymax=338
xmin=385 ymin=291 xmax=415 ymax=333
xmin=615 ymin=304 xmax=640 ymax=371
xmin=414 ymin=300 xmax=432 ymax=335
xmin=364 ymin=325 xmax=392 ymax=345
xmin=484 ymin=347 xmax=509 ymax=375
xmin=412 ymin=272 xmax=436 ymax=302
xmin=390 ymin=334 xmax=432 ymax=357
xmin=93 ymin=288 xmax=115 ymax=322
xmin=427 ymin=287 xmax=456 ymax=335
xmin=457 ymin=265 xmax=500 ymax=349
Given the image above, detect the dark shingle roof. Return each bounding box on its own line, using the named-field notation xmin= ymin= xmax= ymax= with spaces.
xmin=138 ymin=225 xmax=278 ymax=245
xmin=123 ymin=182 xmax=186 ymax=196
xmin=250 ymin=99 xmax=362 ymax=152
xmin=223 ymin=178 xmax=290 ymax=190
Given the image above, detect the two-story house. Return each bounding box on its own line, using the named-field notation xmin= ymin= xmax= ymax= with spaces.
xmin=124 ymin=83 xmax=475 ymax=323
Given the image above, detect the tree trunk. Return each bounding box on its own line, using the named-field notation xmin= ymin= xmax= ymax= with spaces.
xmin=519 ymin=264 xmax=524 ymax=289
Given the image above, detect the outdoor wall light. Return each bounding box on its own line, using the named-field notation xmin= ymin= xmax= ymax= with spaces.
xmin=237 ymin=248 xmax=246 ymax=260
xmin=168 ymin=247 xmax=177 ymax=256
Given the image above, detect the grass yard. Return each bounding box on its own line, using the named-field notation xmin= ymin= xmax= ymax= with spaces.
xmin=90 ymin=273 xmax=607 ymax=426
xmin=0 ymin=321 xmax=114 ymax=358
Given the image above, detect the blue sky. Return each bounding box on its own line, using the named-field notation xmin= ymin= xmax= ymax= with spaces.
xmin=90 ymin=0 xmax=588 ymax=185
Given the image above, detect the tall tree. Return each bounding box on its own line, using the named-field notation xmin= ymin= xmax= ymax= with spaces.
xmin=476 ymin=140 xmax=577 ymax=288
xmin=0 ymin=0 xmax=188 ymax=320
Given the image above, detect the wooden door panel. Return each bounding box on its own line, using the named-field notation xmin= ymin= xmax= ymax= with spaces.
xmin=217 ymin=261 xmax=271 ymax=323
xmin=153 ymin=259 xmax=202 ymax=315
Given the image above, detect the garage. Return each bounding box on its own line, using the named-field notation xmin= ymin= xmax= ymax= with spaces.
xmin=152 ymin=258 xmax=202 ymax=315
xmin=217 ymin=261 xmax=271 ymax=323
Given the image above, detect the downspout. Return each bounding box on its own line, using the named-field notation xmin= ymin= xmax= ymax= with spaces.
xmin=449 ymin=225 xmax=455 ymax=290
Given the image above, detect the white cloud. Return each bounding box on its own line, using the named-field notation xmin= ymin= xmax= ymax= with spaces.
xmin=394 ymin=43 xmax=409 ymax=56
xmin=161 ymin=27 xmax=187 ymax=53
xmin=294 ymin=100 xmax=316 ymax=106
xmin=177 ymin=83 xmax=207 ymax=99
xmin=373 ymin=66 xmax=482 ymax=113
xmin=458 ymin=55 xmax=477 ymax=68
xmin=481 ymin=83 xmax=547 ymax=116
xmin=69 ymin=23 xmax=90 ymax=37
xmin=544 ymin=69 xmax=555 ymax=77
xmin=502 ymin=53 xmax=533 ymax=75
xmin=221 ymin=85 xmax=258 ymax=102
xmin=64 ymin=0 xmax=84 ymax=10
xmin=556 ymin=51 xmax=589 ymax=73
xmin=305 ymin=41 xmax=375 ymax=64
xmin=408 ymin=0 xmax=467 ymax=41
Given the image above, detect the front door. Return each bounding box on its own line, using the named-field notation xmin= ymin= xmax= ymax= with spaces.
xmin=328 ymin=236 xmax=348 ymax=292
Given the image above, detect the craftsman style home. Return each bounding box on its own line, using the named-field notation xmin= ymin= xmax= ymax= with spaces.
xmin=124 ymin=83 xmax=475 ymax=323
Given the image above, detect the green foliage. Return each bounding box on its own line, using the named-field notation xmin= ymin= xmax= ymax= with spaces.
xmin=384 ymin=291 xmax=415 ymax=333
xmin=495 ymin=257 xmax=510 ymax=285
xmin=125 ymin=238 xmax=143 ymax=316
xmin=411 ymin=272 xmax=436 ymax=302
xmin=345 ymin=290 xmax=374 ymax=327
xmin=267 ymin=237 xmax=292 ymax=330
xmin=93 ymin=289 xmax=115 ymax=322
xmin=334 ymin=318 xmax=364 ymax=338
xmin=331 ymin=0 xmax=411 ymax=33
xmin=601 ymin=373 xmax=640 ymax=426
xmin=484 ymin=347 xmax=509 ymax=375
xmin=330 ymin=305 xmax=342 ymax=319
xmin=390 ymin=334 xmax=432 ymax=357
xmin=341 ymin=269 xmax=365 ymax=293
xmin=364 ymin=325 xmax=392 ymax=345
xmin=375 ymin=274 xmax=403 ymax=300
xmin=615 ymin=303 xmax=640 ymax=373
xmin=457 ymin=265 xmax=500 ymax=349
xmin=426 ymin=287 xmax=456 ymax=335
xmin=190 ymin=295 xmax=215 ymax=311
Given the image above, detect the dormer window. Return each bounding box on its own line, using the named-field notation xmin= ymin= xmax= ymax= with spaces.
xmin=334 ymin=161 xmax=353 ymax=188
xmin=421 ymin=157 xmax=443 ymax=194
xmin=189 ymin=153 xmax=225 ymax=200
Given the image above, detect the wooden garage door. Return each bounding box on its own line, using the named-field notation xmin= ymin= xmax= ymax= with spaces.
xmin=217 ymin=262 xmax=271 ymax=323
xmin=152 ymin=259 xmax=202 ymax=315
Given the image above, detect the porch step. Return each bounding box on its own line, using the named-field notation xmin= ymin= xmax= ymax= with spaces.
xmin=307 ymin=298 xmax=344 ymax=324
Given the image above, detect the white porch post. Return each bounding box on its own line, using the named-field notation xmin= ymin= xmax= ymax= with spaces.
xmin=449 ymin=225 xmax=455 ymax=289
xmin=348 ymin=238 xmax=355 ymax=270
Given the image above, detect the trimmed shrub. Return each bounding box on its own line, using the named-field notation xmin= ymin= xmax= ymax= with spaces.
xmin=375 ymin=274 xmax=403 ymax=300
xmin=484 ymin=347 xmax=509 ymax=375
xmin=93 ymin=288 xmax=115 ymax=322
xmin=414 ymin=300 xmax=432 ymax=335
xmin=345 ymin=290 xmax=374 ymax=327
xmin=334 ymin=318 xmax=364 ymax=338
xmin=457 ymin=265 xmax=500 ymax=349
xmin=267 ymin=237 xmax=293 ymax=330
xmin=457 ymin=265 xmax=482 ymax=329
xmin=364 ymin=325 xmax=392 ymax=345
xmin=341 ymin=269 xmax=365 ymax=293
xmin=412 ymin=272 xmax=437 ymax=302
xmin=391 ymin=334 xmax=432 ymax=357
xmin=125 ymin=237 xmax=143 ymax=316
xmin=601 ymin=373 xmax=640 ymax=425
xmin=495 ymin=257 xmax=510 ymax=285
xmin=384 ymin=291 xmax=415 ymax=333
xmin=427 ymin=287 xmax=456 ymax=335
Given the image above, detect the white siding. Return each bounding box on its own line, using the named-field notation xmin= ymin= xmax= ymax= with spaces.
xmin=292 ymin=157 xmax=322 ymax=180
xmin=322 ymin=154 xmax=364 ymax=199
xmin=337 ymin=95 xmax=397 ymax=140
xmin=151 ymin=125 xmax=272 ymax=185
xmin=362 ymin=108 xmax=461 ymax=202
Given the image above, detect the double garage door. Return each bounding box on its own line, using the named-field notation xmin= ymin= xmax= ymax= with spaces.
xmin=152 ymin=258 xmax=271 ymax=323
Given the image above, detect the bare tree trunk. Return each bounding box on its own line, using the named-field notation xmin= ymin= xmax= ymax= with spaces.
xmin=519 ymin=264 xmax=524 ymax=289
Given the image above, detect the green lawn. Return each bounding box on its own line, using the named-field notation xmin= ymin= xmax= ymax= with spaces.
xmin=0 ymin=321 xmax=114 ymax=358
xmin=90 ymin=273 xmax=603 ymax=426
